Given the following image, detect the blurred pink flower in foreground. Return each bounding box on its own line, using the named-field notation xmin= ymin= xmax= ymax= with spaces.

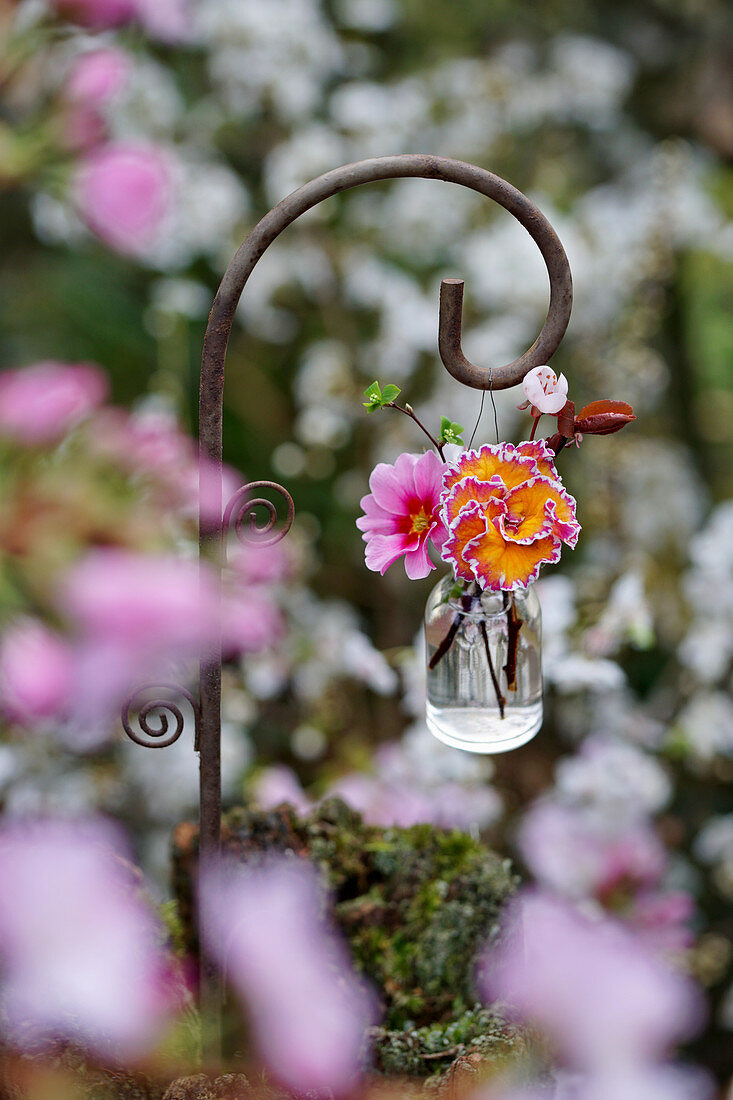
xmin=357 ymin=450 xmax=447 ymax=579
xmin=134 ymin=0 xmax=190 ymax=42
xmin=519 ymin=800 xmax=665 ymax=900
xmin=253 ymin=765 xmax=313 ymax=817
xmin=0 ymin=619 xmax=72 ymax=728
xmin=66 ymin=47 xmax=131 ymax=104
xmin=0 ymin=818 xmax=174 ymax=1056
xmin=477 ymin=1064 xmax=711 ymax=1100
xmin=63 ymin=549 xmax=217 ymax=653
xmin=220 ymin=543 xmax=289 ymax=657
xmin=51 ymin=0 xmax=136 ymax=28
xmin=52 ymin=0 xmax=190 ymax=40
xmin=76 ymin=142 xmax=171 ymax=257
xmin=63 ymin=48 xmax=131 ymax=150
xmin=200 ymin=857 xmax=378 ymax=1094
xmin=518 ymin=794 xmax=695 ymax=952
xmin=60 ymin=549 xmax=219 ymax=740
xmin=0 ymin=361 xmax=107 ymax=444
xmin=481 ymin=890 xmax=703 ymax=1070
xmin=221 ymin=586 xmax=283 ymax=657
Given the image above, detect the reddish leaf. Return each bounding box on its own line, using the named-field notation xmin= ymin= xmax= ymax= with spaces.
xmin=575 ymin=399 xmax=636 ymax=435
xmin=546 ymin=432 xmax=568 ymax=455
xmin=556 ymin=399 xmax=575 ymax=438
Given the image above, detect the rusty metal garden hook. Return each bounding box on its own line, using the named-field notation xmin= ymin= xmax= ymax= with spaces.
xmin=194 ymin=154 xmax=573 ymax=863
xmin=123 ymin=153 xmax=575 ymax=1040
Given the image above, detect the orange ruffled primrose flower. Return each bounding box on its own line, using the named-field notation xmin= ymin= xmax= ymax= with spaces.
xmin=440 ymin=440 xmax=580 ymax=592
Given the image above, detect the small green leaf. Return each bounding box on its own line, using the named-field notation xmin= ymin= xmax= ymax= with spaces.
xmin=381 ymin=384 xmax=401 ymax=403
xmin=438 ymin=416 xmax=465 ymax=445
xmin=363 ymin=380 xmax=382 ymax=411
xmin=362 ymin=380 xmax=401 ymax=412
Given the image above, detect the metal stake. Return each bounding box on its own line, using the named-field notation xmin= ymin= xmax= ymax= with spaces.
xmin=122 ymin=154 xmax=573 ymax=1053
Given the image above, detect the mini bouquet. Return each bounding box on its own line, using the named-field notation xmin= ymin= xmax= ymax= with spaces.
xmin=357 ymin=368 xmax=635 ymax=754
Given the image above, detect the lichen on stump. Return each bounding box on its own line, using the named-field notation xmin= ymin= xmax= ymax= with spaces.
xmin=172 ymin=798 xmax=520 ymax=1079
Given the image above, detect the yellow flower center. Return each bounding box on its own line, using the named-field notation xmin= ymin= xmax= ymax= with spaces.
xmin=411 ymin=510 xmax=431 ymax=534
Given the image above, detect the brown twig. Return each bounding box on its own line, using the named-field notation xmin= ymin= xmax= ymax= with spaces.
xmin=428 ymin=613 xmax=461 ymax=670
xmin=503 ymin=594 xmax=522 ymax=691
xmin=428 ymin=587 xmax=472 ymax=670
xmin=386 ymin=402 xmax=445 ymax=459
xmin=480 ymin=620 xmax=505 ymax=718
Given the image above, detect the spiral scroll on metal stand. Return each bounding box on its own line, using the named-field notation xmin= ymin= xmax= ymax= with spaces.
xmin=122 ymin=154 xmax=572 ymax=1049
xmin=223 ymin=480 xmax=295 ymax=554
xmin=122 ymin=684 xmax=201 ymax=751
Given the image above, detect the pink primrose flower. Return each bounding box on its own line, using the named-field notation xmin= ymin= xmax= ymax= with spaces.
xmin=356 ymin=450 xmax=447 ymax=580
xmin=481 ymin=889 xmax=704 ymax=1070
xmin=0 ymin=619 xmax=73 ymax=728
xmin=440 ymin=441 xmax=579 ymax=591
xmin=0 ymin=361 xmax=107 ymax=445
xmin=0 ymin=818 xmax=175 ymax=1057
xmin=521 ymin=365 xmax=569 ymax=415
xmin=76 ymin=142 xmax=171 ymax=257
xmin=199 ymin=857 xmax=379 ymax=1094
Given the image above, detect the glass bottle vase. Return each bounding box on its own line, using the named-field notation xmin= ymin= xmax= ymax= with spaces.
xmin=424 ymin=573 xmax=542 ymax=753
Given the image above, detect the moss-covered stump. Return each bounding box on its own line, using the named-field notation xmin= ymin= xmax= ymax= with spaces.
xmin=161 ymin=1074 xmax=250 ymax=1100
xmin=372 ymin=1006 xmax=527 ymax=1078
xmin=173 ymin=798 xmax=520 ymax=1079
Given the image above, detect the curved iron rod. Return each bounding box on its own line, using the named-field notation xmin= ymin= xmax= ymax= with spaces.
xmin=192 ymin=153 xmax=573 ymax=1044
xmin=197 ymin=153 xmax=573 ymax=864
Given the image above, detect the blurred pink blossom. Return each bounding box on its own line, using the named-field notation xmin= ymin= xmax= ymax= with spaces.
xmin=52 ymin=0 xmax=190 ymax=39
xmin=329 ymin=771 xmax=501 ymax=831
xmin=230 ymin=541 xmax=292 ymax=587
xmin=518 ymin=797 xmax=695 ymax=953
xmin=518 ymin=801 xmax=665 ymax=900
xmin=481 ymin=890 xmax=703 ymax=1070
xmin=253 ymin=765 xmax=313 ymax=817
xmin=89 ymin=405 xmax=196 ymax=502
xmin=0 ymin=619 xmax=73 ymax=728
xmin=76 ymin=142 xmax=171 ymax=257
xmin=51 ymin=0 xmax=136 ymax=28
xmin=0 ymin=818 xmax=175 ymax=1056
xmin=571 ymin=1065 xmax=713 ymax=1100
xmin=66 ymin=48 xmax=131 ymax=104
xmin=200 ymin=857 xmax=378 ymax=1094
xmin=87 ymin=407 xmax=242 ymax=522
xmin=357 ymin=450 xmax=447 ymax=579
xmin=628 ymin=891 xmax=696 ymax=953
xmin=63 ymin=48 xmax=130 ymax=150
xmin=254 ymin=758 xmax=501 ymax=832
xmin=59 ymin=550 xmax=219 ymax=738
xmin=0 ymin=361 xmax=107 ymax=445
xmin=62 ymin=549 xmax=218 ymax=653
xmin=221 ymin=585 xmax=283 ymax=657
xmin=134 ymin=0 xmax=191 ymax=42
